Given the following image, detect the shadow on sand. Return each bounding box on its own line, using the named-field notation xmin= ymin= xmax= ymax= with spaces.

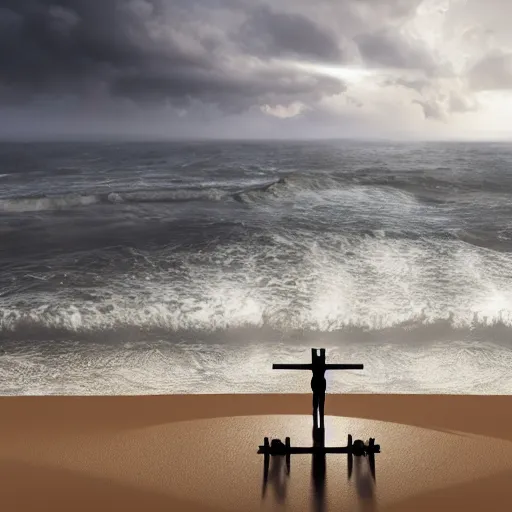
xmin=261 ymin=426 xmax=377 ymax=512
xmin=310 ymin=427 xmax=327 ymax=512
xmin=261 ymin=450 xmax=289 ymax=503
xmin=352 ymin=456 xmax=377 ymax=511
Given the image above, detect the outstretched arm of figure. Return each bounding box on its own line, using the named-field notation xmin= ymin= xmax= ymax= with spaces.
xmin=273 ymin=364 xmax=313 ymax=370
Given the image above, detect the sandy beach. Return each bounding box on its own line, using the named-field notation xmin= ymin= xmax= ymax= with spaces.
xmin=1 ymin=394 xmax=512 ymax=512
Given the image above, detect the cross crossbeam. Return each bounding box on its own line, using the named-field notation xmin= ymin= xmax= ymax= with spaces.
xmin=273 ymin=364 xmax=364 ymax=370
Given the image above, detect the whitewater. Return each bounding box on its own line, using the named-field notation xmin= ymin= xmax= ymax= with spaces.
xmin=1 ymin=140 xmax=512 ymax=395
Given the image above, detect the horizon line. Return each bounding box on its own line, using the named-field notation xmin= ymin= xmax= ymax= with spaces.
xmin=1 ymin=136 xmax=511 ymax=144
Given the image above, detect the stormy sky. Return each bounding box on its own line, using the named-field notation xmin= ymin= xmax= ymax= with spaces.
xmin=1 ymin=0 xmax=512 ymax=140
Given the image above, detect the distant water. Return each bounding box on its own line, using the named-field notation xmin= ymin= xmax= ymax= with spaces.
xmin=1 ymin=140 xmax=512 ymax=395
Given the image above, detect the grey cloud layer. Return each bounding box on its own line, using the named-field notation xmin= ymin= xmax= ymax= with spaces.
xmin=0 ymin=0 xmax=448 ymax=110
xmin=0 ymin=0 xmax=510 ymax=130
xmin=237 ymin=5 xmax=343 ymax=62
xmin=0 ymin=0 xmax=349 ymax=111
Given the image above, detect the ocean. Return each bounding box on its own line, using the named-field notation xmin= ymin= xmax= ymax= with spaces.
xmin=1 ymin=140 xmax=512 ymax=395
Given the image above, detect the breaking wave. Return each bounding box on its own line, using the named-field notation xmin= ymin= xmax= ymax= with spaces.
xmin=0 ymin=174 xmax=434 ymax=213
xmin=3 ymin=214 xmax=512 ymax=341
xmin=0 ymin=178 xmax=294 ymax=213
xmin=0 ymin=194 xmax=101 ymax=212
xmin=3 ymin=303 xmax=512 ymax=345
xmin=0 ymin=188 xmax=229 ymax=212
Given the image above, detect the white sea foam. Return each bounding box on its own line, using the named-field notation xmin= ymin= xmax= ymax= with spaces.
xmin=2 ymin=232 xmax=512 ymax=337
xmin=0 ymin=194 xmax=100 ymax=212
xmin=1 ymin=340 xmax=511 ymax=395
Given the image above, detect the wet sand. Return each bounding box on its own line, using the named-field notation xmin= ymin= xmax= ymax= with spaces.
xmin=0 ymin=394 xmax=511 ymax=511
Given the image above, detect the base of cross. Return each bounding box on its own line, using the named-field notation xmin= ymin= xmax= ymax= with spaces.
xmin=258 ymin=431 xmax=379 ymax=480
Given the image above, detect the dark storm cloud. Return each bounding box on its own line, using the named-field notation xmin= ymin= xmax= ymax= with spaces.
xmin=0 ymin=0 xmax=346 ymax=112
xmin=354 ymin=28 xmax=437 ymax=72
xmin=0 ymin=1 xmax=172 ymax=95
xmin=0 ymin=0 xmax=455 ymax=113
xmin=111 ymin=65 xmax=346 ymax=113
xmin=237 ymin=4 xmax=343 ymax=62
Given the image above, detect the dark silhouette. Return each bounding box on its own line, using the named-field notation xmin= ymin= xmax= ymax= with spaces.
xmin=311 ymin=427 xmax=327 ymax=512
xmin=369 ymin=447 xmax=376 ymax=481
xmin=260 ymin=435 xmax=379 ymax=470
xmin=259 ymin=347 xmax=379 ymax=509
xmin=261 ymin=437 xmax=290 ymax=486
xmin=273 ymin=348 xmax=364 ymax=429
xmin=311 ymin=350 xmax=327 ymax=429
xmin=348 ymin=439 xmax=378 ymax=482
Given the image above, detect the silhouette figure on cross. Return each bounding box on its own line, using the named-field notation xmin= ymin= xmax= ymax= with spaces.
xmin=272 ymin=348 xmax=364 ymax=430
xmin=311 ymin=349 xmax=327 ymax=429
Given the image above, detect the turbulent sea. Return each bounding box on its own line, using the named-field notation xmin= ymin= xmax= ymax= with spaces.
xmin=1 ymin=140 xmax=512 ymax=395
